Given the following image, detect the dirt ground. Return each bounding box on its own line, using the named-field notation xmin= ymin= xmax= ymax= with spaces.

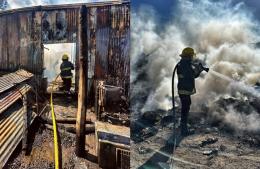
xmin=5 ymin=94 xmax=100 ymax=169
xmin=131 ymin=111 xmax=260 ymax=169
xmin=6 ymin=126 xmax=99 ymax=169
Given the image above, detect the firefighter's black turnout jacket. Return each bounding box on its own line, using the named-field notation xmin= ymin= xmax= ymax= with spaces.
xmin=177 ymin=58 xmax=203 ymax=95
xmin=60 ymin=60 xmax=74 ymax=79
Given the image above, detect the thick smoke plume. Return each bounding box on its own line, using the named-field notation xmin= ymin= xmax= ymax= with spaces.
xmin=43 ymin=43 xmax=76 ymax=83
xmin=131 ymin=0 xmax=260 ymax=132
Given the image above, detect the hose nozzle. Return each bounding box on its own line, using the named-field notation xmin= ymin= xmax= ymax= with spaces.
xmin=199 ymin=63 xmax=209 ymax=72
xmin=203 ymin=67 xmax=209 ymax=72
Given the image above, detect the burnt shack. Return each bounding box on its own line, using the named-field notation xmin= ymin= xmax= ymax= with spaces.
xmin=0 ymin=1 xmax=130 ymax=168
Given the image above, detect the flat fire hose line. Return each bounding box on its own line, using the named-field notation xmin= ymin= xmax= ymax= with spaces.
xmin=170 ymin=64 xmax=178 ymax=169
xmin=50 ymin=74 xmax=61 ymax=169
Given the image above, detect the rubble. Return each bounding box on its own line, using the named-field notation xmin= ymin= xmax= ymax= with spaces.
xmin=141 ymin=127 xmax=158 ymax=140
xmin=101 ymin=112 xmax=130 ymax=126
xmin=219 ymin=144 xmax=227 ymax=151
xmin=131 ymin=107 xmax=260 ymax=169
xmin=200 ymin=137 xmax=218 ymax=147
xmin=141 ymin=111 xmax=162 ymax=124
xmin=138 ymin=146 xmax=152 ymax=154
xmin=160 ymin=115 xmax=173 ymax=127
xmin=239 ymin=135 xmax=260 ymax=147
xmin=205 ymin=127 xmax=219 ymax=133
xmin=202 ymin=148 xmax=218 ymax=156
xmin=6 ymin=128 xmax=99 ymax=169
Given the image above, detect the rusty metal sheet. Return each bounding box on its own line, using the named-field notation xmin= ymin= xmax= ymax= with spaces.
xmin=91 ymin=3 xmax=130 ymax=91
xmin=107 ymin=4 xmax=130 ymax=88
xmin=42 ymin=8 xmax=78 ymax=44
xmin=0 ymin=83 xmax=33 ymax=167
xmin=19 ymin=12 xmax=33 ymax=69
xmin=0 ymin=15 xmax=7 ymax=70
xmin=0 ymin=84 xmax=31 ymax=114
xmin=0 ymin=10 xmax=42 ymax=75
xmin=93 ymin=6 xmax=109 ymax=79
xmin=7 ymin=14 xmax=20 ymax=71
xmin=30 ymin=11 xmax=42 ymax=75
xmin=0 ymin=69 xmax=33 ymax=94
xmin=0 ymin=104 xmax=24 ymax=168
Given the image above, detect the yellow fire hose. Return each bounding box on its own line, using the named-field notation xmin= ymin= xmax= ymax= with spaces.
xmin=50 ymin=74 xmax=61 ymax=169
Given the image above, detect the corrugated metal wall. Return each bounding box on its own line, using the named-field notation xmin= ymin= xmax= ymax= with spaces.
xmin=88 ymin=4 xmax=130 ymax=93
xmin=0 ymin=105 xmax=24 ymax=167
xmin=0 ymin=8 xmax=78 ymax=75
xmin=0 ymin=83 xmax=33 ymax=168
xmin=41 ymin=8 xmax=78 ymax=44
xmin=0 ymin=11 xmax=43 ymax=74
xmin=0 ymin=2 xmax=130 ymax=96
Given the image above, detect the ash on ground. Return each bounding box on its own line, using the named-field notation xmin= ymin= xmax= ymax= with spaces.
xmin=5 ymin=94 xmax=100 ymax=169
xmin=5 ymin=125 xmax=99 ymax=169
xmin=131 ymin=95 xmax=260 ymax=169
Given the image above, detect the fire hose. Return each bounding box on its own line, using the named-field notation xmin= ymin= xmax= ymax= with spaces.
xmin=50 ymin=74 xmax=61 ymax=169
xmin=171 ymin=64 xmax=178 ymax=153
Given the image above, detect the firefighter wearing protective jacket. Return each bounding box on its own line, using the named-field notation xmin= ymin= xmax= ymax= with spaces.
xmin=177 ymin=47 xmax=209 ymax=136
xmin=60 ymin=54 xmax=74 ymax=92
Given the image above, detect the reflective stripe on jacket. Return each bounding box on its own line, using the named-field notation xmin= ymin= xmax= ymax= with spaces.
xmin=62 ymin=76 xmax=73 ymax=79
xmin=60 ymin=61 xmax=74 ymax=79
xmin=61 ymin=67 xmax=72 ymax=71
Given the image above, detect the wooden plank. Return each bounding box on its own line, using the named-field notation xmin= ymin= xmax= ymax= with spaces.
xmin=76 ymin=5 xmax=88 ymax=157
xmin=95 ymin=121 xmax=130 ymax=138
xmin=95 ymin=121 xmax=130 ymax=166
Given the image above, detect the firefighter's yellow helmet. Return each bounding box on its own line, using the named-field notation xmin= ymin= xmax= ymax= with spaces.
xmin=180 ymin=47 xmax=196 ymax=58
xmin=62 ymin=54 xmax=69 ymax=60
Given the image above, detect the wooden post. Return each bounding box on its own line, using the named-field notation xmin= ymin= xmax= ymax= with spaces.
xmin=22 ymin=93 xmax=28 ymax=152
xmin=76 ymin=5 xmax=88 ymax=157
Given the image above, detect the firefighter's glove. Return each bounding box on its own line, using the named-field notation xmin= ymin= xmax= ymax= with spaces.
xmin=199 ymin=63 xmax=209 ymax=72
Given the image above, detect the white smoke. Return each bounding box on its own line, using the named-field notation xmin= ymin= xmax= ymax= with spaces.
xmin=224 ymin=106 xmax=260 ymax=131
xmin=43 ymin=43 xmax=76 ymax=83
xmin=131 ymin=0 xmax=260 ymax=132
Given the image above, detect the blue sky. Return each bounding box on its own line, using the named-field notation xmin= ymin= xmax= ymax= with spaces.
xmin=2 ymin=0 xmax=115 ymax=10
xmin=132 ymin=0 xmax=260 ymax=23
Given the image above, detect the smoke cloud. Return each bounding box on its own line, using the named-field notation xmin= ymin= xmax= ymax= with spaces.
xmin=43 ymin=43 xmax=76 ymax=83
xmin=131 ymin=0 xmax=260 ymax=132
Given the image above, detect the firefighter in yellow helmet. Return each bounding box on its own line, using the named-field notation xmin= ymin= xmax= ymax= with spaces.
xmin=177 ymin=47 xmax=209 ymax=136
xmin=60 ymin=54 xmax=74 ymax=92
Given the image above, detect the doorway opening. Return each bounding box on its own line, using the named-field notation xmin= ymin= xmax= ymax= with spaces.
xmin=43 ymin=43 xmax=76 ymax=93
